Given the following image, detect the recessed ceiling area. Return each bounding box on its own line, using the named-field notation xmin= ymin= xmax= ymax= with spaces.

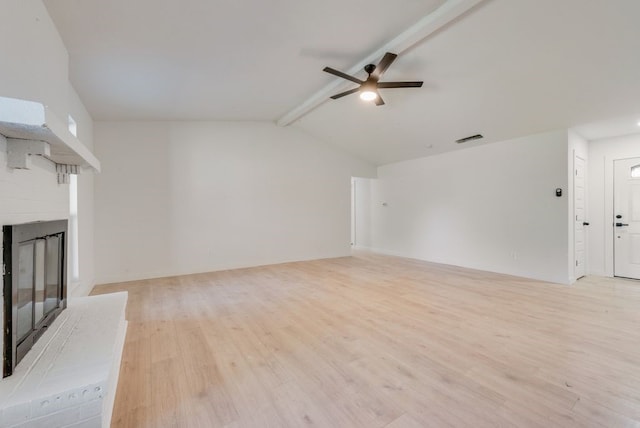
xmin=44 ymin=0 xmax=640 ymax=165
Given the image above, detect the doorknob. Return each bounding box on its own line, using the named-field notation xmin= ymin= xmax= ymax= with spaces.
xmin=616 ymin=222 xmax=629 ymax=227
xmin=583 ymin=222 xmax=590 ymax=226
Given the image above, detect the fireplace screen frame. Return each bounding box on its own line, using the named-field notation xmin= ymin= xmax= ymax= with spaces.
xmin=3 ymin=220 xmax=67 ymax=377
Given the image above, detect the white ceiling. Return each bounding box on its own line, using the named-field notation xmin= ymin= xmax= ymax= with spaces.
xmin=43 ymin=0 xmax=445 ymax=121
xmin=44 ymin=0 xmax=640 ymax=165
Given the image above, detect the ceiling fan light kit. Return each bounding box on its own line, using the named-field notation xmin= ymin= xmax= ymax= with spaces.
xmin=360 ymin=90 xmax=378 ymax=101
xmin=323 ymin=52 xmax=423 ymax=106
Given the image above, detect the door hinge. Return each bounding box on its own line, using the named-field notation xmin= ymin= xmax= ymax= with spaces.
xmin=576 ymin=260 xmax=579 ymax=266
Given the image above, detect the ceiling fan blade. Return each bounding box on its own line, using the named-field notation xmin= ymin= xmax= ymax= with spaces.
xmin=323 ymin=67 xmax=363 ymax=84
xmin=374 ymin=93 xmax=385 ymax=106
xmin=330 ymin=87 xmax=360 ymax=100
xmin=372 ymin=52 xmax=397 ymax=80
xmin=377 ymin=81 xmax=424 ymax=88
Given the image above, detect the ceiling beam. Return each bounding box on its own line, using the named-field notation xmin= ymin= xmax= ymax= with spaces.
xmin=276 ymin=0 xmax=487 ymax=127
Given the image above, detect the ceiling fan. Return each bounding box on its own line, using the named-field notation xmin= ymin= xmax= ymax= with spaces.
xmin=323 ymin=52 xmax=423 ymax=106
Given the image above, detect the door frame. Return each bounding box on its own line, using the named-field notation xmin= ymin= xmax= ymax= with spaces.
xmin=604 ymin=156 xmax=640 ymax=276
xmin=573 ymin=153 xmax=587 ymax=280
xmin=612 ymin=156 xmax=640 ymax=278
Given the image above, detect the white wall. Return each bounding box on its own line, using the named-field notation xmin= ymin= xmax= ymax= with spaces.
xmin=568 ymin=130 xmax=589 ymax=282
xmin=364 ymin=129 xmax=571 ymax=284
xmin=0 ymin=0 xmax=69 ymax=119
xmin=93 ymin=121 xmax=375 ymax=284
xmin=588 ymin=133 xmax=640 ymax=277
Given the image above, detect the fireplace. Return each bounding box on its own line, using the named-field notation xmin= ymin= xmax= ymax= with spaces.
xmin=2 ymin=220 xmax=67 ymax=377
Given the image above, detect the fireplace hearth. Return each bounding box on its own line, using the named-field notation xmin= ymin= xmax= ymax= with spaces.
xmin=3 ymin=220 xmax=67 ymax=377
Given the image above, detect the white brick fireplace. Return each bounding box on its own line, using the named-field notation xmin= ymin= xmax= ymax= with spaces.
xmin=0 ymin=1 xmax=118 ymax=425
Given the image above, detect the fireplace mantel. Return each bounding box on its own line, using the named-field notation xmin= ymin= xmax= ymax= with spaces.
xmin=0 ymin=96 xmax=101 ymax=172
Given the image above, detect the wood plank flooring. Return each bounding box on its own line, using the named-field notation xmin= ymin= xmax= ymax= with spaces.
xmin=92 ymin=253 xmax=640 ymax=427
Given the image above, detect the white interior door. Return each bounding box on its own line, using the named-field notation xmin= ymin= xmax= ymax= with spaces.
xmin=614 ymin=157 xmax=640 ymax=279
xmin=574 ymin=155 xmax=586 ymax=279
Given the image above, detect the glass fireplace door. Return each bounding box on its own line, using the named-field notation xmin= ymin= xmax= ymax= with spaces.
xmin=3 ymin=220 xmax=67 ymax=377
xmin=44 ymin=235 xmax=61 ymax=315
xmin=34 ymin=239 xmax=46 ymax=326
xmin=16 ymin=242 xmax=35 ymax=343
xmin=15 ymin=237 xmax=61 ymax=347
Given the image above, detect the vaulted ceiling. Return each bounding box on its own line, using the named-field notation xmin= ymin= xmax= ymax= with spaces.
xmin=44 ymin=0 xmax=640 ymax=165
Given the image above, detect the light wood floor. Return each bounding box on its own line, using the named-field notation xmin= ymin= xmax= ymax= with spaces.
xmin=92 ymin=253 xmax=640 ymax=428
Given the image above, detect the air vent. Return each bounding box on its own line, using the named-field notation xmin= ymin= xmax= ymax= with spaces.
xmin=455 ymin=134 xmax=483 ymax=144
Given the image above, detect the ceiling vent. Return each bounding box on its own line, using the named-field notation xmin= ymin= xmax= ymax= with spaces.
xmin=455 ymin=134 xmax=483 ymax=144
